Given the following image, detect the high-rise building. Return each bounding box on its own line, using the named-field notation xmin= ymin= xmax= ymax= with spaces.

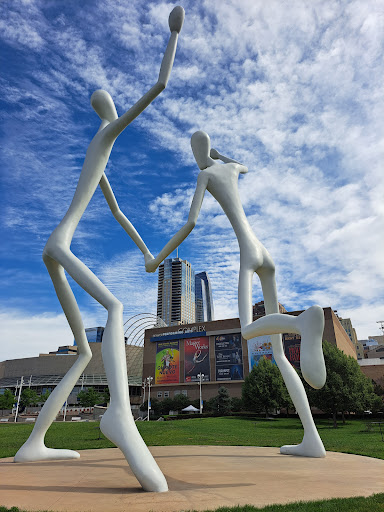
xmin=157 ymin=258 xmax=195 ymax=326
xmin=252 ymin=301 xmax=287 ymax=319
xmin=337 ymin=316 xmax=364 ymax=358
xmin=195 ymin=271 xmax=214 ymax=322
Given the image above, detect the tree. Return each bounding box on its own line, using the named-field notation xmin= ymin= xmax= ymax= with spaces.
xmin=77 ymin=387 xmax=102 ymax=407
xmin=230 ymin=397 xmax=244 ymax=412
xmin=172 ymin=394 xmax=189 ymax=411
xmin=20 ymin=388 xmax=40 ymax=410
xmin=306 ymin=341 xmax=383 ymax=427
xmin=40 ymin=390 xmax=51 ymax=403
xmin=216 ymin=386 xmax=231 ymax=415
xmin=242 ymin=357 xmax=286 ymax=417
xmin=0 ymin=389 xmax=15 ymax=412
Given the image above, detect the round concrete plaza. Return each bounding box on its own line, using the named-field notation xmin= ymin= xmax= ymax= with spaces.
xmin=0 ymin=446 xmax=383 ymax=512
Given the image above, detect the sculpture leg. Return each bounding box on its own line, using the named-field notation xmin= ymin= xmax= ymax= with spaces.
xmin=242 ymin=273 xmax=326 ymax=388
xmin=46 ymin=248 xmax=167 ymax=492
xmin=258 ymin=267 xmax=325 ymax=457
xmin=14 ymin=255 xmax=92 ymax=462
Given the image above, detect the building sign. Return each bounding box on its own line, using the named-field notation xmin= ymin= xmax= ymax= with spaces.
xmin=215 ymin=333 xmax=243 ymax=381
xmin=150 ymin=325 xmax=206 ymax=342
xmin=155 ymin=341 xmax=180 ymax=384
xmin=283 ymin=333 xmax=301 ymax=370
xmin=184 ymin=337 xmax=210 ymax=382
xmin=247 ymin=335 xmax=277 ymax=370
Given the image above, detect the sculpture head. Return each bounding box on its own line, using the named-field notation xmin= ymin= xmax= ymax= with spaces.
xmin=191 ymin=131 xmax=214 ymax=170
xmin=91 ymin=90 xmax=118 ymax=122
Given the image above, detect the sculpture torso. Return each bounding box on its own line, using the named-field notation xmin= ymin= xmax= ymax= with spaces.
xmin=203 ymin=162 xmax=272 ymax=269
xmin=44 ymin=125 xmax=114 ymax=251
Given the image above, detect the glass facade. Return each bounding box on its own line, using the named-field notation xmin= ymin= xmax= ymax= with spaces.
xmin=195 ymin=271 xmax=214 ymax=322
xmin=157 ymin=258 xmax=195 ymax=326
xmin=74 ymin=326 xmax=104 ymax=346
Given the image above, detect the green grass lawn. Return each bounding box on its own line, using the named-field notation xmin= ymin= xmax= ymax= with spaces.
xmin=1 ymin=418 xmax=383 ymax=512
xmin=0 ymin=417 xmax=383 ymax=460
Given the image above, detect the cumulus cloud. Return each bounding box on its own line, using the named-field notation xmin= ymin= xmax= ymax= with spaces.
xmin=1 ymin=0 xmax=383 ymax=352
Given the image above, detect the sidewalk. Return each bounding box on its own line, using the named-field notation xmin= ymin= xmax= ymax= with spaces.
xmin=1 ymin=446 xmax=383 ymax=512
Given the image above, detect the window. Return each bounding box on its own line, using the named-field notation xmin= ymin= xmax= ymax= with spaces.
xmin=182 ymin=390 xmax=188 ymax=396
xmin=174 ymin=390 xmax=181 ymax=396
xmin=164 ymin=391 xmax=170 ymax=398
xmin=157 ymin=391 xmax=163 ymax=398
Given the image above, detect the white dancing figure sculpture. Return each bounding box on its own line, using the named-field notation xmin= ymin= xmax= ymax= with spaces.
xmin=14 ymin=7 xmax=185 ymax=493
xmin=146 ymin=130 xmax=326 ymax=458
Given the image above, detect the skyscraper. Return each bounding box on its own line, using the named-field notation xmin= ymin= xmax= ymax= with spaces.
xmin=195 ymin=271 xmax=214 ymax=322
xmin=157 ymin=258 xmax=195 ymax=326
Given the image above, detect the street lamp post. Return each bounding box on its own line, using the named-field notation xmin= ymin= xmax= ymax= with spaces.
xmin=146 ymin=376 xmax=153 ymax=421
xmin=14 ymin=376 xmax=24 ymax=423
xmin=142 ymin=380 xmax=146 ymax=405
xmin=197 ymin=373 xmax=204 ymax=414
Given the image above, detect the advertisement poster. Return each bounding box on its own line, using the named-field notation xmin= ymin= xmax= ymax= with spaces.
xmin=283 ymin=333 xmax=301 ymax=370
xmin=155 ymin=341 xmax=180 ymax=384
xmin=184 ymin=337 xmax=210 ymax=382
xmin=215 ymin=333 xmax=243 ymax=381
xmin=247 ymin=335 xmax=277 ymax=371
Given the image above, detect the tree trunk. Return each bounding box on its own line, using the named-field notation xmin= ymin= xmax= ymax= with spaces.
xmin=342 ymin=411 xmax=346 ymax=424
xmin=332 ymin=410 xmax=338 ymax=428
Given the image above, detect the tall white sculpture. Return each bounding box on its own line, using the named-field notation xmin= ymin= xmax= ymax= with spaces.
xmin=146 ymin=130 xmax=327 ymax=458
xmin=14 ymin=6 xmax=185 ymax=493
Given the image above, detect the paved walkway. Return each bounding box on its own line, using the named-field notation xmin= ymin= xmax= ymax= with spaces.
xmin=1 ymin=446 xmax=383 ymax=512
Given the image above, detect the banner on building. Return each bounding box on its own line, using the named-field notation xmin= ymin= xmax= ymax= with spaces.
xmin=184 ymin=337 xmax=210 ymax=382
xmin=247 ymin=335 xmax=277 ymax=371
xmin=283 ymin=333 xmax=301 ymax=370
xmin=155 ymin=341 xmax=180 ymax=384
xmin=215 ymin=333 xmax=243 ymax=381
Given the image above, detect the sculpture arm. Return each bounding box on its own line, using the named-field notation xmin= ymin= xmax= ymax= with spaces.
xmin=146 ymin=173 xmax=208 ymax=272
xmin=99 ymin=173 xmax=151 ymax=256
xmin=106 ymin=8 xmax=184 ymax=141
xmin=210 ymin=149 xmax=248 ymax=173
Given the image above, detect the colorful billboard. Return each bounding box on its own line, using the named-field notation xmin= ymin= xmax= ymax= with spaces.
xmin=283 ymin=333 xmax=301 ymax=370
xmin=184 ymin=337 xmax=210 ymax=382
xmin=247 ymin=335 xmax=277 ymax=370
xmin=215 ymin=333 xmax=243 ymax=381
xmin=155 ymin=341 xmax=180 ymax=384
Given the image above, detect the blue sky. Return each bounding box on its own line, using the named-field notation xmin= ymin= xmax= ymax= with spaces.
xmin=1 ymin=0 xmax=383 ymax=360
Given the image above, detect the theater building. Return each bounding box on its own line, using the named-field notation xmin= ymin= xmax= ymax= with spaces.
xmin=143 ymin=307 xmax=359 ymax=402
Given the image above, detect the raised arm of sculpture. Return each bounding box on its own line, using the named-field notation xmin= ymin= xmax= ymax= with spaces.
xmin=210 ymin=148 xmax=248 ymax=172
xmin=106 ymin=6 xmax=184 ymax=141
xmin=145 ymin=172 xmax=209 ymax=272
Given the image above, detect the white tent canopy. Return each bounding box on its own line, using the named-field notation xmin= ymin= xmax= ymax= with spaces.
xmin=182 ymin=405 xmax=199 ymax=412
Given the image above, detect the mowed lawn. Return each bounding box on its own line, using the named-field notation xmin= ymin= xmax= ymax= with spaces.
xmin=0 ymin=417 xmax=383 ymax=460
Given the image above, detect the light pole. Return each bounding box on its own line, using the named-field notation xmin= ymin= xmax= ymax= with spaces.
xmin=14 ymin=376 xmax=24 ymax=423
xmin=197 ymin=373 xmax=204 ymax=414
xmin=142 ymin=380 xmax=146 ymax=405
xmin=146 ymin=376 xmax=153 ymax=421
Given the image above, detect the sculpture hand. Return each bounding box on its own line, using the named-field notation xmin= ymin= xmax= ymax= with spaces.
xmin=210 ymin=148 xmax=220 ymax=160
xmin=169 ymin=6 xmax=185 ymax=33
xmin=145 ymin=254 xmax=159 ymax=273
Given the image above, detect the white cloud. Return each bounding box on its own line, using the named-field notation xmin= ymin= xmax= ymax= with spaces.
xmin=1 ymin=0 xmax=384 ymax=347
xmin=0 ymin=309 xmax=95 ymax=361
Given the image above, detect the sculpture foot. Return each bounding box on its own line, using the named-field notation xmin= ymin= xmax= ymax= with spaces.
xmin=14 ymin=440 xmax=80 ymax=462
xmin=280 ymin=434 xmax=326 ymax=458
xmin=297 ymin=305 xmax=326 ymax=389
xmin=100 ymin=406 xmax=168 ymax=492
